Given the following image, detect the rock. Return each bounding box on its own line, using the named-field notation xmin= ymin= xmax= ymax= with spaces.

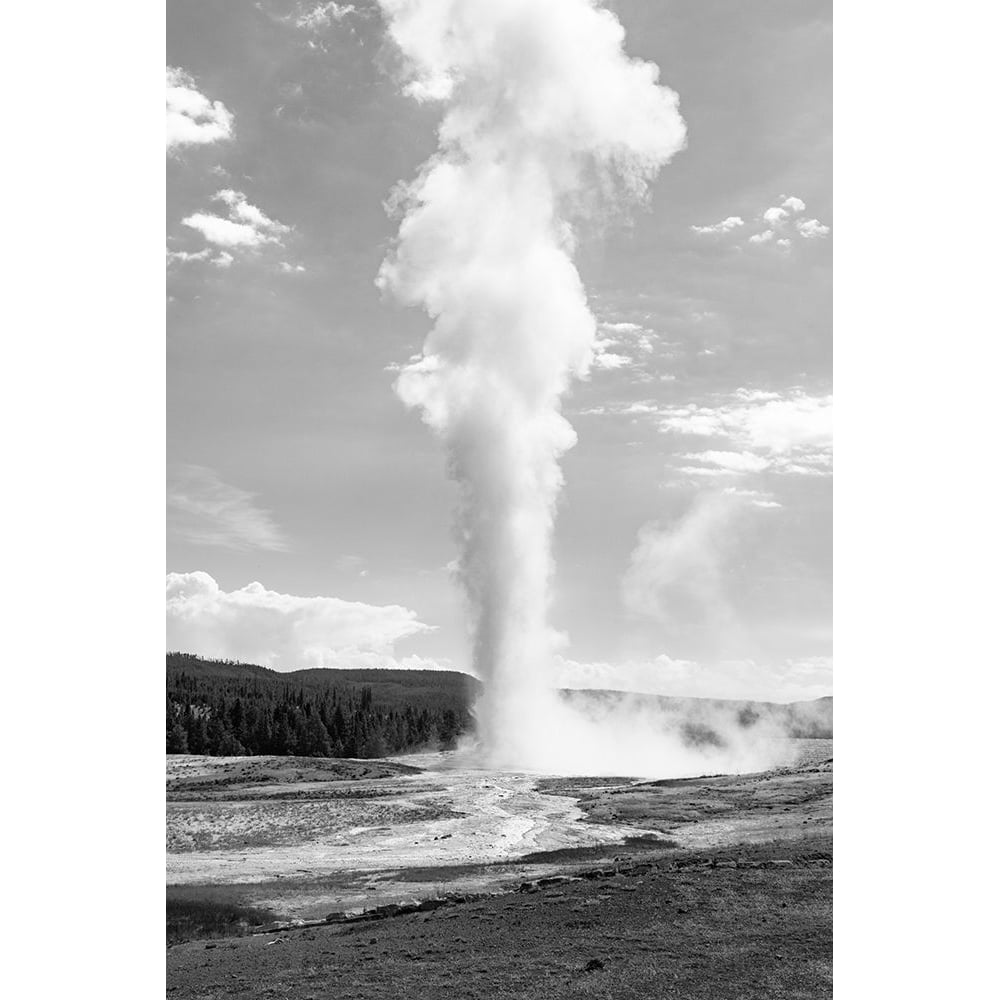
xmin=584 ymin=959 xmax=604 ymax=972
xmin=538 ymin=875 xmax=576 ymax=888
xmin=415 ymin=898 xmax=447 ymax=913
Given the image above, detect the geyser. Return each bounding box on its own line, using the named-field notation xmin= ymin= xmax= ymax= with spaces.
xmin=377 ymin=0 xmax=782 ymax=776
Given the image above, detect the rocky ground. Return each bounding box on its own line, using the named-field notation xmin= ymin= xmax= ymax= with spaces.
xmin=167 ymin=743 xmax=832 ymax=998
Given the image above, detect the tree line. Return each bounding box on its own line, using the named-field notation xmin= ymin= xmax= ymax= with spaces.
xmin=166 ymin=654 xmax=472 ymax=758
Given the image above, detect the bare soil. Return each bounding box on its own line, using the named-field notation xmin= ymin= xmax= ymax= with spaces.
xmin=167 ymin=743 xmax=831 ymax=998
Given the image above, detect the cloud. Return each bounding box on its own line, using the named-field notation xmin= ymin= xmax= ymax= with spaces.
xmin=797 ymin=218 xmax=831 ymax=239
xmin=622 ymin=492 xmax=746 ymax=625
xmin=167 ymin=464 xmax=289 ymax=551
xmin=750 ymin=195 xmax=829 ymax=247
xmin=166 ymin=248 xmax=234 ymax=269
xmin=658 ymin=389 xmax=832 ymax=476
xmin=690 ymin=215 xmax=744 ymax=235
xmin=591 ymin=349 xmax=632 ymax=369
xmin=166 ymin=67 xmax=234 ymax=152
xmin=722 ymin=486 xmax=782 ymax=509
xmin=684 ymin=450 xmax=772 ymax=473
xmin=555 ymin=653 xmax=831 ymax=702
xmin=166 ymin=571 xmax=436 ymax=670
xmin=295 ymin=2 xmax=358 ymax=30
xmin=588 ymin=319 xmax=659 ymax=373
xmin=181 ymin=190 xmax=291 ymax=252
xmin=692 ymin=194 xmax=828 ymax=248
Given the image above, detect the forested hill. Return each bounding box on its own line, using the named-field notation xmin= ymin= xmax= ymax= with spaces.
xmin=166 ymin=653 xmax=832 ymax=757
xmin=166 ymin=653 xmax=480 ymax=758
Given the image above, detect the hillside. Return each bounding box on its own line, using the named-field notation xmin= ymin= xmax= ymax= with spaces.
xmin=166 ymin=653 xmax=478 ymax=759
xmin=166 ymin=653 xmax=832 ymax=758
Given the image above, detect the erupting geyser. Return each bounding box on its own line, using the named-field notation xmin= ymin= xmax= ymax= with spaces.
xmin=378 ymin=0 xmax=778 ymax=775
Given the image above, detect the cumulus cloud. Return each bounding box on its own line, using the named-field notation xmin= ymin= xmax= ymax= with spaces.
xmin=167 ymin=464 xmax=289 ymax=551
xmin=797 ymin=218 xmax=831 ymax=239
xmin=555 ymin=653 xmax=831 ymax=702
xmin=690 ymin=215 xmax=744 ymax=236
xmin=591 ymin=349 xmax=632 ymax=369
xmin=181 ymin=190 xmax=291 ymax=254
xmin=691 ymin=194 xmax=828 ymax=248
xmin=750 ymin=195 xmax=829 ymax=247
xmin=587 ymin=319 xmax=660 ymax=373
xmin=166 ymin=571 xmax=435 ymax=670
xmin=166 ymin=67 xmax=234 ymax=152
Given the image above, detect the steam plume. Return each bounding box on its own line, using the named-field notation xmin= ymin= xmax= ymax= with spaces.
xmin=377 ymin=0 xmax=715 ymax=772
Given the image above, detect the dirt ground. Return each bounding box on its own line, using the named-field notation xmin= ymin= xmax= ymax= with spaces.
xmin=167 ymin=743 xmax=831 ymax=998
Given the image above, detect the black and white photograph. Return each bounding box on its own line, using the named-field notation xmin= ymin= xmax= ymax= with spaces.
xmin=12 ymin=0 xmax=999 ymax=994
xmin=14 ymin=0 xmax=998 ymax=994
xmin=163 ymin=1 xmax=833 ymax=996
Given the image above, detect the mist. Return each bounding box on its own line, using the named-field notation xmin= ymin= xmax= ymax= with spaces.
xmin=376 ymin=0 xmax=793 ymax=777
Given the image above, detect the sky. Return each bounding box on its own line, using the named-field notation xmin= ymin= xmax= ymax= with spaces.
xmin=166 ymin=0 xmax=832 ymax=703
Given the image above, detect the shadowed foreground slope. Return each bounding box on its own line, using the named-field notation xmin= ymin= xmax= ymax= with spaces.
xmin=167 ymin=839 xmax=831 ymax=999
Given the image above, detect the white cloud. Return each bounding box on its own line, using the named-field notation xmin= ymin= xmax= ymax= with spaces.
xmin=722 ymin=486 xmax=782 ymax=509
xmin=588 ymin=319 xmax=663 ymax=372
xmin=167 ymin=464 xmax=288 ymax=551
xmin=280 ymin=261 xmax=307 ymax=273
xmin=166 ymin=571 xmax=436 ymax=670
xmin=182 ymin=213 xmax=267 ymax=248
xmin=691 ymin=196 xmax=827 ymax=248
xmin=591 ymin=349 xmax=632 ymax=369
xmin=690 ymin=215 xmax=744 ymax=235
xmin=746 ymin=196 xmax=829 ymax=246
xmin=797 ymin=218 xmax=831 ymax=239
xmin=660 ymin=390 xmax=832 ymax=452
xmin=555 ymin=653 xmax=830 ymax=702
xmin=685 ymin=450 xmax=773 ymax=473
xmin=166 ymin=247 xmax=234 ymax=268
xmin=622 ymin=492 xmax=747 ymax=625
xmin=294 ymin=2 xmax=358 ymax=31
xmin=659 ymin=390 xmax=833 ymax=478
xmin=181 ymin=190 xmax=291 ymax=252
xmin=166 ymin=67 xmax=234 ymax=152
xmin=600 ymin=321 xmax=644 ymax=334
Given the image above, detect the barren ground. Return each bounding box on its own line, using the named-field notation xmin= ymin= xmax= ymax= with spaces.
xmin=167 ymin=741 xmax=832 ymax=998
